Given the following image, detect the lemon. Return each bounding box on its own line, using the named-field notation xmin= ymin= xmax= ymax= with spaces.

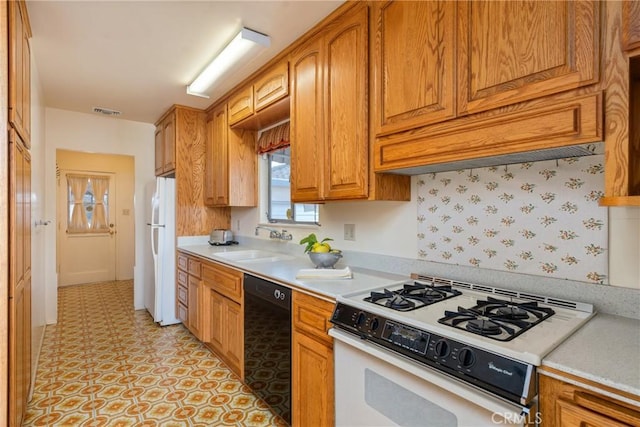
xmin=312 ymin=242 xmax=331 ymax=253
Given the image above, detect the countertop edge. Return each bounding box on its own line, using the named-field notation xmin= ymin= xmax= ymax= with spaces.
xmin=540 ymin=313 xmax=640 ymax=401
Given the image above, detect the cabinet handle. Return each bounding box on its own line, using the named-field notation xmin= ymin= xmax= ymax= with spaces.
xmin=573 ymin=391 xmax=640 ymax=426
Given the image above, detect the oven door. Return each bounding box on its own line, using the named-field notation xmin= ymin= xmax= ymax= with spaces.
xmin=330 ymin=329 xmax=538 ymax=427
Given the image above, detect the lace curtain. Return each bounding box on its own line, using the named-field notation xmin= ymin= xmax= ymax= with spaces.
xmin=67 ymin=174 xmax=110 ymax=233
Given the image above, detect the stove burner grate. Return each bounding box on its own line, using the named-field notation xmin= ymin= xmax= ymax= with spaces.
xmin=438 ymin=296 xmax=555 ymax=341
xmin=364 ymin=281 xmax=462 ymax=312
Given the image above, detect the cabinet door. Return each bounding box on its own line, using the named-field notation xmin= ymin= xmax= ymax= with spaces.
xmin=154 ymin=126 xmax=164 ymax=175
xmin=457 ymin=0 xmax=599 ymax=115
xmin=204 ymin=105 xmax=229 ymax=206
xmin=9 ymin=131 xmax=31 ymax=427
xmin=324 ymin=3 xmax=369 ymax=200
xmin=623 ymin=1 xmax=640 ymax=52
xmin=9 ymin=0 xmax=31 ymax=146
xmin=187 ymin=275 xmax=201 ymax=339
xmin=163 ymin=113 xmax=176 ymax=173
xmin=228 ymin=86 xmax=254 ymax=125
xmin=207 ymin=288 xmax=225 ymax=352
xmin=290 ymin=38 xmax=325 ymax=202
xmin=254 ymin=61 xmax=289 ymax=111
xmin=373 ymin=1 xmax=456 ymax=136
xmin=292 ymin=331 xmax=334 ymax=427
xmin=224 ymin=299 xmax=243 ymax=376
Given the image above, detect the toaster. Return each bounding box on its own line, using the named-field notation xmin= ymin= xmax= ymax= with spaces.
xmin=209 ymin=229 xmax=234 ymax=245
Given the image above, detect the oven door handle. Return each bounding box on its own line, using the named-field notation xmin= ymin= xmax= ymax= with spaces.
xmin=329 ymin=328 xmax=533 ymax=422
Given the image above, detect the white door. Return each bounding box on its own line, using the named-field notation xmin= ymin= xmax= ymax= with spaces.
xmin=57 ymin=171 xmax=117 ymax=286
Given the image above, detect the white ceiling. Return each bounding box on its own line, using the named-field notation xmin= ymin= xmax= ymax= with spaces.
xmin=27 ymin=0 xmax=343 ymax=124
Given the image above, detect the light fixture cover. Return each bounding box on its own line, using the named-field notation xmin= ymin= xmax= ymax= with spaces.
xmin=187 ymin=27 xmax=271 ymax=98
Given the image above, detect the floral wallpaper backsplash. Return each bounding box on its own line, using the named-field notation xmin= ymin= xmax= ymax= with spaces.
xmin=416 ymin=155 xmax=608 ymax=284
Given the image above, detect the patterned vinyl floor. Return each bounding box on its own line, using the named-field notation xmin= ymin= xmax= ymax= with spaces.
xmin=24 ymin=280 xmax=288 ymax=427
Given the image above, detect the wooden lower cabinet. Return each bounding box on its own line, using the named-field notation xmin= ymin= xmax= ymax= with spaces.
xmin=539 ymin=372 xmax=640 ymax=427
xmin=201 ymin=261 xmax=244 ymax=378
xmin=292 ymin=291 xmax=334 ymax=426
xmin=176 ymin=252 xmax=202 ymax=340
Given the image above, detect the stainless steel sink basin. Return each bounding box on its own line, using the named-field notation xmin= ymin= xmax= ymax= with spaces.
xmin=214 ymin=250 xmax=295 ymax=263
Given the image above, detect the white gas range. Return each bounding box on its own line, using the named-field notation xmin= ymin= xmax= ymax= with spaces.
xmin=329 ymin=274 xmax=595 ymax=426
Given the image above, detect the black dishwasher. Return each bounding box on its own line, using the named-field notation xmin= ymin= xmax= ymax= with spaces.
xmin=243 ymin=274 xmax=291 ymax=424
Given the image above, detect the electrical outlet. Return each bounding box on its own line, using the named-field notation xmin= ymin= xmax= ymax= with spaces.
xmin=344 ymin=224 xmax=356 ymax=241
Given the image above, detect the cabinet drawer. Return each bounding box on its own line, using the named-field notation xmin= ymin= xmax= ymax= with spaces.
xmin=293 ymin=291 xmax=334 ymax=344
xmin=254 ymin=61 xmax=289 ymax=111
xmin=228 ymin=86 xmax=254 ymax=125
xmin=188 ymin=258 xmax=201 ymax=278
xmin=202 ymin=262 xmax=243 ymax=302
xmin=177 ymin=253 xmax=188 ymax=271
xmin=177 ymin=285 xmax=188 ymax=306
xmin=177 ymin=269 xmax=188 ymax=287
xmin=177 ymin=302 xmax=188 ymax=323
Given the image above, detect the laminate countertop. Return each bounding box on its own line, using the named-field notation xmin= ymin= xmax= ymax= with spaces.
xmin=540 ymin=313 xmax=640 ymax=403
xmin=177 ymin=243 xmax=406 ymax=301
xmin=179 ymin=241 xmax=640 ymax=404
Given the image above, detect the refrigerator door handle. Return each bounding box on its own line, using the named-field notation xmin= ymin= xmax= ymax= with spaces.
xmin=146 ymin=223 xmax=165 ymax=227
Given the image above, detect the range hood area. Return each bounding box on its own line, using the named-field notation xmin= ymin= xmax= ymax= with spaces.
xmin=385 ymin=142 xmax=604 ymax=175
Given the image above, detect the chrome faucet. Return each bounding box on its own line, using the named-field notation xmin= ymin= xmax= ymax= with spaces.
xmin=255 ymin=225 xmax=293 ymax=241
xmin=255 ymin=225 xmax=281 ymax=239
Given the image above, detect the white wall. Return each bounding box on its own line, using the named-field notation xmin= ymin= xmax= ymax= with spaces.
xmin=232 ymin=175 xmax=419 ymax=257
xmin=44 ymin=108 xmax=155 ymax=324
xmin=30 ymin=52 xmax=47 ymax=379
xmin=234 ymin=174 xmax=640 ymax=289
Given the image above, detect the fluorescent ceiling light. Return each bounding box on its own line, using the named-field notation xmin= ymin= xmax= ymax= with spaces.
xmin=187 ymin=27 xmax=271 ymax=98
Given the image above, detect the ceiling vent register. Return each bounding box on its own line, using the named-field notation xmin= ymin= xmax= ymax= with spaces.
xmin=92 ymin=107 xmax=121 ymax=116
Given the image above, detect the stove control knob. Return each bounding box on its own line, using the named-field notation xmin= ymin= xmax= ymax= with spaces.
xmin=458 ymin=347 xmax=476 ymax=368
xmin=370 ymin=317 xmax=380 ymax=331
xmin=355 ymin=312 xmax=367 ymax=327
xmin=433 ymin=339 xmax=450 ymax=358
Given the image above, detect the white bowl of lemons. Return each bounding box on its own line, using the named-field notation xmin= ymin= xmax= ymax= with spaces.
xmin=300 ymin=233 xmax=343 ymax=269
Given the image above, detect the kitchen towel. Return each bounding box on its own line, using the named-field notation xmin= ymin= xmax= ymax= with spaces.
xmin=296 ymin=266 xmax=353 ymax=280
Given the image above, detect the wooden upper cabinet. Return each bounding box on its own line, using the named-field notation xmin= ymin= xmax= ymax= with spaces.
xmin=324 ymin=3 xmax=369 ymax=200
xmin=228 ymin=86 xmax=254 ymax=126
xmin=9 ymin=0 xmax=31 ymax=146
xmin=290 ymin=37 xmax=325 ymax=202
xmin=290 ymin=3 xmax=369 ymax=202
xmin=204 ymin=104 xmax=257 ymax=207
xmin=155 ymin=111 xmax=176 ymax=176
xmin=623 ymin=1 xmax=640 ymax=52
xmin=457 ymin=0 xmax=600 ymax=115
xmin=373 ymin=0 xmax=456 ymax=136
xmin=205 ymin=105 xmax=229 ymax=206
xmin=254 ymin=61 xmax=289 ymax=111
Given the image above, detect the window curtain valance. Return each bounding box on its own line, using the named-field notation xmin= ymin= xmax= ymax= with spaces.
xmin=257 ymin=121 xmax=290 ymax=154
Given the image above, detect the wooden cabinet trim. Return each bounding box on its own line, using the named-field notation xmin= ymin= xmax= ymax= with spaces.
xmin=375 ymin=93 xmax=601 ymax=172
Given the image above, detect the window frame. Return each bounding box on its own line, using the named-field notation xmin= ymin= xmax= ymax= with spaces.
xmin=265 ymin=147 xmax=319 ymax=225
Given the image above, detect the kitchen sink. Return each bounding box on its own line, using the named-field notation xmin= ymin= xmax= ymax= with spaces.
xmin=214 ymin=250 xmax=295 ymax=263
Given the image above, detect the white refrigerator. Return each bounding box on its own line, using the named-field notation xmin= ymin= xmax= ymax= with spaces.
xmin=146 ymin=177 xmax=180 ymax=326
